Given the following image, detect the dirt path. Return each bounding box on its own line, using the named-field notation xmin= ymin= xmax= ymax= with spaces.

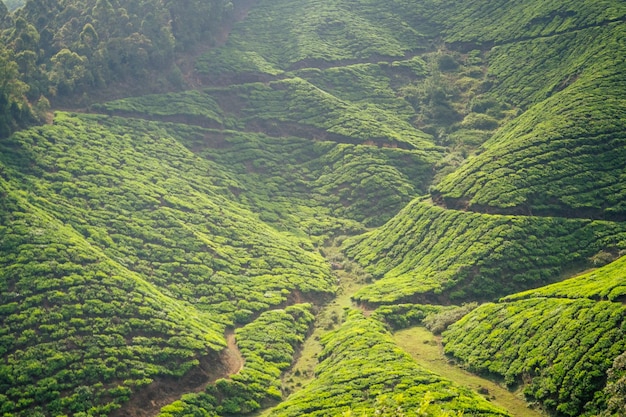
xmin=394 ymin=327 xmax=546 ymax=417
xmin=110 ymin=330 xmax=244 ymax=417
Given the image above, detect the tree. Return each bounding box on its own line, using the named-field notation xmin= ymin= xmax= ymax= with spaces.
xmin=603 ymin=352 xmax=626 ymax=416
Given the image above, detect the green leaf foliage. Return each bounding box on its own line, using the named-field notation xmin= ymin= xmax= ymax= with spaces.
xmin=94 ymin=83 xmax=439 ymax=227
xmin=344 ymin=200 xmax=626 ymax=304
xmin=0 ymin=112 xmax=339 ymax=415
xmin=443 ymin=295 xmax=626 ymax=416
xmin=4 ymin=0 xmax=230 ymax=98
xmin=195 ymin=0 xmax=436 ymax=80
xmin=0 ymin=113 xmax=335 ymax=317
xmin=0 ymin=176 xmax=226 ymax=416
xmin=268 ymin=310 xmax=509 ymax=417
xmin=504 ymin=255 xmax=626 ymax=302
xmin=432 ymin=23 xmax=626 ymax=219
xmin=414 ymin=0 xmax=626 ymax=44
xmin=156 ymin=304 xmax=315 ymax=417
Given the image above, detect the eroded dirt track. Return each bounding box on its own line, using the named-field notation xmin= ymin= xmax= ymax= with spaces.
xmin=111 ymin=331 xmax=243 ymax=417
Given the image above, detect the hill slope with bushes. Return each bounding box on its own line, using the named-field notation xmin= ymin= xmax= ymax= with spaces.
xmin=0 ymin=0 xmax=625 ymax=416
xmin=443 ymin=255 xmax=626 ymax=416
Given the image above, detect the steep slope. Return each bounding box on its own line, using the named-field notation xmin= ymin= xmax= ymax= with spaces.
xmin=432 ymin=23 xmax=626 ymax=219
xmin=268 ymin=310 xmax=509 ymax=417
xmin=93 ymin=80 xmax=440 ymax=227
xmin=505 ymin=255 xmax=626 ymax=302
xmin=1 ymin=0 xmax=626 ymax=416
xmin=0 ymin=113 xmax=337 ymax=416
xmin=417 ymin=0 xmax=626 ymax=45
xmin=195 ymin=0 xmax=436 ymax=81
xmin=344 ymin=199 xmax=626 ymax=304
xmin=443 ymin=256 xmax=626 ymax=416
xmin=156 ymin=304 xmax=315 ymax=417
xmin=0 ymin=177 xmax=227 ymax=416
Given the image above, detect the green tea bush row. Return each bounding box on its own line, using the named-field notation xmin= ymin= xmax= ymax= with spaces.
xmin=0 ymin=178 xmax=226 ymax=416
xmin=268 ymin=310 xmax=509 ymax=417
xmin=0 ymin=113 xmax=336 ymax=322
xmin=443 ymin=294 xmax=626 ymax=416
xmin=505 ymin=255 xmax=626 ymax=302
xmin=195 ymin=0 xmax=434 ymax=79
xmin=433 ymin=25 xmax=626 ymax=219
xmin=157 ymin=304 xmax=315 ymax=417
xmin=344 ymin=200 xmax=626 ymax=304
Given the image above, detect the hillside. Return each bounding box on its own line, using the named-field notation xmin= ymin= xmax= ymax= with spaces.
xmin=1 ymin=0 xmax=625 ymax=416
xmin=443 ymin=256 xmax=626 ymax=416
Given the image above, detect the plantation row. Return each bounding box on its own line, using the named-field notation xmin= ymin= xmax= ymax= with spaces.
xmin=1 ymin=113 xmax=336 ymax=318
xmin=158 ymin=305 xmax=315 ymax=417
xmin=443 ymin=293 xmax=626 ymax=416
xmin=190 ymin=130 xmax=434 ymax=228
xmin=268 ymin=310 xmax=509 ymax=416
xmin=343 ymin=199 xmax=626 ymax=304
xmin=415 ymin=0 xmax=626 ymax=44
xmin=486 ymin=24 xmax=625 ymax=109
xmin=0 ymin=180 xmax=226 ymax=416
xmin=97 ymin=78 xmax=441 ymax=151
xmin=0 ymin=112 xmax=349 ymax=416
xmin=194 ymin=0 xmax=436 ymax=80
xmin=505 ymin=254 xmax=626 ymax=302
xmin=432 ymin=24 xmax=626 ymax=220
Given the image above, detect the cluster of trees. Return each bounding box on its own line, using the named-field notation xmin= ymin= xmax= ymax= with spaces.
xmin=268 ymin=310 xmax=509 ymax=417
xmin=158 ymin=304 xmax=315 ymax=417
xmin=0 ymin=43 xmax=35 ymax=137
xmin=343 ymin=199 xmax=626 ymax=304
xmin=0 ymin=2 xmax=39 ymax=138
xmin=4 ymin=0 xmax=231 ymax=98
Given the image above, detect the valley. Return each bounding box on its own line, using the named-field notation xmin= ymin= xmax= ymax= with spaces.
xmin=0 ymin=0 xmax=625 ymax=416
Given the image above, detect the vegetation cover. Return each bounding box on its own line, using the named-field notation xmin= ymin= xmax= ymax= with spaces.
xmin=432 ymin=24 xmax=626 ymax=220
xmin=268 ymin=310 xmax=509 ymax=417
xmin=344 ymin=199 xmax=626 ymax=304
xmin=6 ymin=0 xmax=231 ymax=98
xmin=442 ymin=255 xmax=626 ymax=416
xmin=158 ymin=304 xmax=315 ymax=417
xmin=0 ymin=0 xmax=626 ymax=415
xmin=0 ymin=112 xmax=337 ymax=415
xmin=195 ymin=0 xmax=436 ymax=80
xmin=0 ymin=177 xmax=226 ymax=416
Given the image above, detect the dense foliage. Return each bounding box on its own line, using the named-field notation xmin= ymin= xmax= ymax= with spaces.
xmin=2 ymin=0 xmax=626 ymax=415
xmin=0 ymin=177 xmax=226 ymax=416
xmin=195 ymin=0 xmax=437 ymax=80
xmin=94 ymin=82 xmax=439 ymax=227
xmin=432 ymin=24 xmax=626 ymax=220
xmin=0 ymin=42 xmax=36 ymax=137
xmin=158 ymin=304 xmax=315 ymax=417
xmin=3 ymin=0 xmax=231 ymax=100
xmin=268 ymin=310 xmax=509 ymax=417
xmin=0 ymin=112 xmax=339 ymax=415
xmin=504 ymin=255 xmax=626 ymax=302
xmin=443 ymin=256 xmax=626 ymax=416
xmin=344 ymin=199 xmax=626 ymax=304
xmin=415 ymin=0 xmax=626 ymax=44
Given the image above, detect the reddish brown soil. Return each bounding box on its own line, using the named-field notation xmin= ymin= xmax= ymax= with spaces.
xmin=110 ymin=331 xmax=243 ymax=417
